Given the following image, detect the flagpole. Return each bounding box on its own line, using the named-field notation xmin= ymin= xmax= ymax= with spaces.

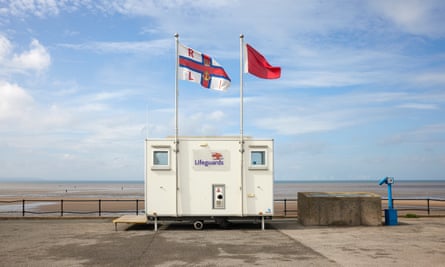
xmin=240 ymin=34 xmax=244 ymax=143
xmin=174 ymin=33 xmax=179 ymax=148
xmin=239 ymin=34 xmax=245 ymax=216
xmin=174 ymin=33 xmax=179 ymax=217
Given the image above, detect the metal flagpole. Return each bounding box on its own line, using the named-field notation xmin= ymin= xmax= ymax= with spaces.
xmin=174 ymin=33 xmax=179 ymax=216
xmin=240 ymin=35 xmax=244 ymax=142
xmin=239 ymin=34 xmax=245 ymax=216
xmin=174 ymin=33 xmax=179 ymax=148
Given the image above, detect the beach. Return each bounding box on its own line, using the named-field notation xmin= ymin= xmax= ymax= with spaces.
xmin=2 ymin=180 xmax=445 ymax=199
xmin=1 ymin=180 xmax=444 ymax=217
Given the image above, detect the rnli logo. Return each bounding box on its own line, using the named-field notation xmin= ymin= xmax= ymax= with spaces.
xmin=194 ymin=150 xmax=228 ymax=169
xmin=203 ymin=71 xmax=210 ymax=81
xmin=203 ymin=56 xmax=211 ymax=81
xmin=212 ymin=152 xmax=223 ymax=160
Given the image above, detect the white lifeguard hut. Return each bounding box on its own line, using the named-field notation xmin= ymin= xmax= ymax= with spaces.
xmin=145 ymin=136 xmax=274 ymax=230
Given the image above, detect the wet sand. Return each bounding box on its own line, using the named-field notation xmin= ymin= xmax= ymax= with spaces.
xmin=1 ymin=181 xmax=444 ymax=217
xmin=1 ymin=196 xmax=444 ymax=218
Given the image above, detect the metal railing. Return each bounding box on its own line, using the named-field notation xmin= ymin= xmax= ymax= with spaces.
xmin=274 ymin=198 xmax=297 ymax=217
xmin=1 ymin=197 xmax=444 ymax=217
xmin=382 ymin=197 xmax=445 ymax=216
xmin=0 ymin=199 xmax=145 ymax=217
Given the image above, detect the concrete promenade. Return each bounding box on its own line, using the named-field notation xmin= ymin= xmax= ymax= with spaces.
xmin=0 ymin=217 xmax=444 ymax=266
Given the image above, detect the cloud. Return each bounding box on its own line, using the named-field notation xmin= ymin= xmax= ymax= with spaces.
xmin=1 ymin=0 xmax=83 ymax=17
xmin=3 ymin=1 xmax=444 ymax=44
xmin=370 ymin=0 xmax=445 ymax=37
xmin=0 ymin=81 xmax=34 ymax=122
xmin=414 ymin=71 xmax=445 ymax=86
xmin=0 ymin=35 xmax=12 ymax=59
xmin=179 ymin=110 xmax=228 ymax=136
xmin=107 ymin=0 xmax=233 ymax=17
xmin=5 ymin=0 xmax=58 ymax=17
xmin=88 ymin=90 xmax=136 ymax=102
xmin=396 ymin=103 xmax=439 ymax=110
xmin=382 ymin=124 xmax=445 ymax=145
xmin=0 ymin=36 xmax=51 ymax=74
xmin=283 ymin=71 xmax=367 ymax=88
xmin=0 ymin=83 xmax=148 ymax=178
xmin=11 ymin=39 xmax=51 ymax=71
xmin=59 ymin=39 xmax=171 ymax=55
xmin=255 ymin=110 xmax=357 ymax=135
xmin=247 ymin=88 xmax=444 ymax=136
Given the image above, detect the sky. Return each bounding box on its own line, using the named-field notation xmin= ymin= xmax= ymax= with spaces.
xmin=1 ymin=0 xmax=445 ymax=181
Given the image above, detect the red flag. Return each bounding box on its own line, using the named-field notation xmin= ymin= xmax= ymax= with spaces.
xmin=244 ymin=44 xmax=281 ymax=79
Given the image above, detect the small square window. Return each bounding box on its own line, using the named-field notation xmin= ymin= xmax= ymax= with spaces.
xmin=154 ymin=151 xmax=168 ymax=165
xmin=250 ymin=150 xmax=267 ymax=169
xmin=251 ymin=151 xmax=265 ymax=165
xmin=152 ymin=150 xmax=170 ymax=169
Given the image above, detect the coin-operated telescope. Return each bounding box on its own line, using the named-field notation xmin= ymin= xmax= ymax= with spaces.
xmin=378 ymin=177 xmax=398 ymax=225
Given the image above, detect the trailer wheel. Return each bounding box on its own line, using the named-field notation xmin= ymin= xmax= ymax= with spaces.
xmin=193 ymin=220 xmax=204 ymax=230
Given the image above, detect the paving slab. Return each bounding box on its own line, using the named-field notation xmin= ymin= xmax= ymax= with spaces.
xmin=277 ymin=217 xmax=445 ymax=266
xmin=0 ymin=219 xmax=336 ymax=266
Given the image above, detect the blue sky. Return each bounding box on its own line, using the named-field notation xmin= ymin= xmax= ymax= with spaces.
xmin=1 ymin=0 xmax=445 ymax=181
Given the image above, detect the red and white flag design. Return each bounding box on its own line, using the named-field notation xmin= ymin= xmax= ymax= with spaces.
xmin=178 ymin=43 xmax=231 ymax=91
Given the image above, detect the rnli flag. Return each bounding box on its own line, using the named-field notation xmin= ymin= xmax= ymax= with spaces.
xmin=244 ymin=43 xmax=281 ymax=79
xmin=178 ymin=43 xmax=231 ymax=91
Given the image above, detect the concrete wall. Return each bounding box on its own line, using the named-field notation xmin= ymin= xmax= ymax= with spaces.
xmin=298 ymin=192 xmax=382 ymax=226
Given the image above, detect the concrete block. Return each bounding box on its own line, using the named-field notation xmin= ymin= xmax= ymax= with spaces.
xmin=298 ymin=192 xmax=382 ymax=226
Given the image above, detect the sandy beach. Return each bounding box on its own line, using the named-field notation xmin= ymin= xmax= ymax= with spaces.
xmin=1 ymin=181 xmax=444 ymax=217
xmin=1 ymin=196 xmax=444 ymax=218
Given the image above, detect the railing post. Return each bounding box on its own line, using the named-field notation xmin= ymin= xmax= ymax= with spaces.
xmin=22 ymin=199 xmax=25 ymax=217
xmin=99 ymin=199 xmax=102 ymax=217
xmin=136 ymin=199 xmax=139 ymax=215
xmin=427 ymin=198 xmax=430 ymax=216
xmin=284 ymin=199 xmax=287 ymax=217
xmin=61 ymin=199 xmax=64 ymax=216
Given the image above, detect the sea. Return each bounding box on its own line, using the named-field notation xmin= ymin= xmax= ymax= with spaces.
xmin=1 ymin=179 xmax=444 ymax=200
xmin=274 ymin=180 xmax=445 ymax=199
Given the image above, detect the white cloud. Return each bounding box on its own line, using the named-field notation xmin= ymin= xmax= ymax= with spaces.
xmin=414 ymin=71 xmax=445 ymax=86
xmin=370 ymin=0 xmax=445 ymax=37
xmin=0 ymin=81 xmax=34 ymax=122
xmin=11 ymin=39 xmax=51 ymax=71
xmin=2 ymin=0 xmax=84 ymax=17
xmin=2 ymin=0 xmax=444 ymax=40
xmin=180 ymin=110 xmax=228 ymax=136
xmin=8 ymin=0 xmax=59 ymax=17
xmin=383 ymin=124 xmax=445 ymax=145
xmin=0 ymin=83 xmax=148 ymax=179
xmin=255 ymin=110 xmax=357 ymax=135
xmin=247 ymin=89 xmax=445 ymax=136
xmin=107 ymin=0 xmax=233 ymax=16
xmin=0 ymin=35 xmax=12 ymax=59
xmin=396 ymin=103 xmax=439 ymax=110
xmin=59 ymin=39 xmax=171 ymax=54
xmin=0 ymin=35 xmax=51 ymax=74
xmin=89 ymin=90 xmax=135 ymax=102
xmin=284 ymin=71 xmax=367 ymax=88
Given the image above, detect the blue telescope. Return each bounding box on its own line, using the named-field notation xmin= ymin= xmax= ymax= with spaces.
xmin=378 ymin=176 xmax=397 ymax=225
xmin=378 ymin=177 xmax=394 ymax=209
